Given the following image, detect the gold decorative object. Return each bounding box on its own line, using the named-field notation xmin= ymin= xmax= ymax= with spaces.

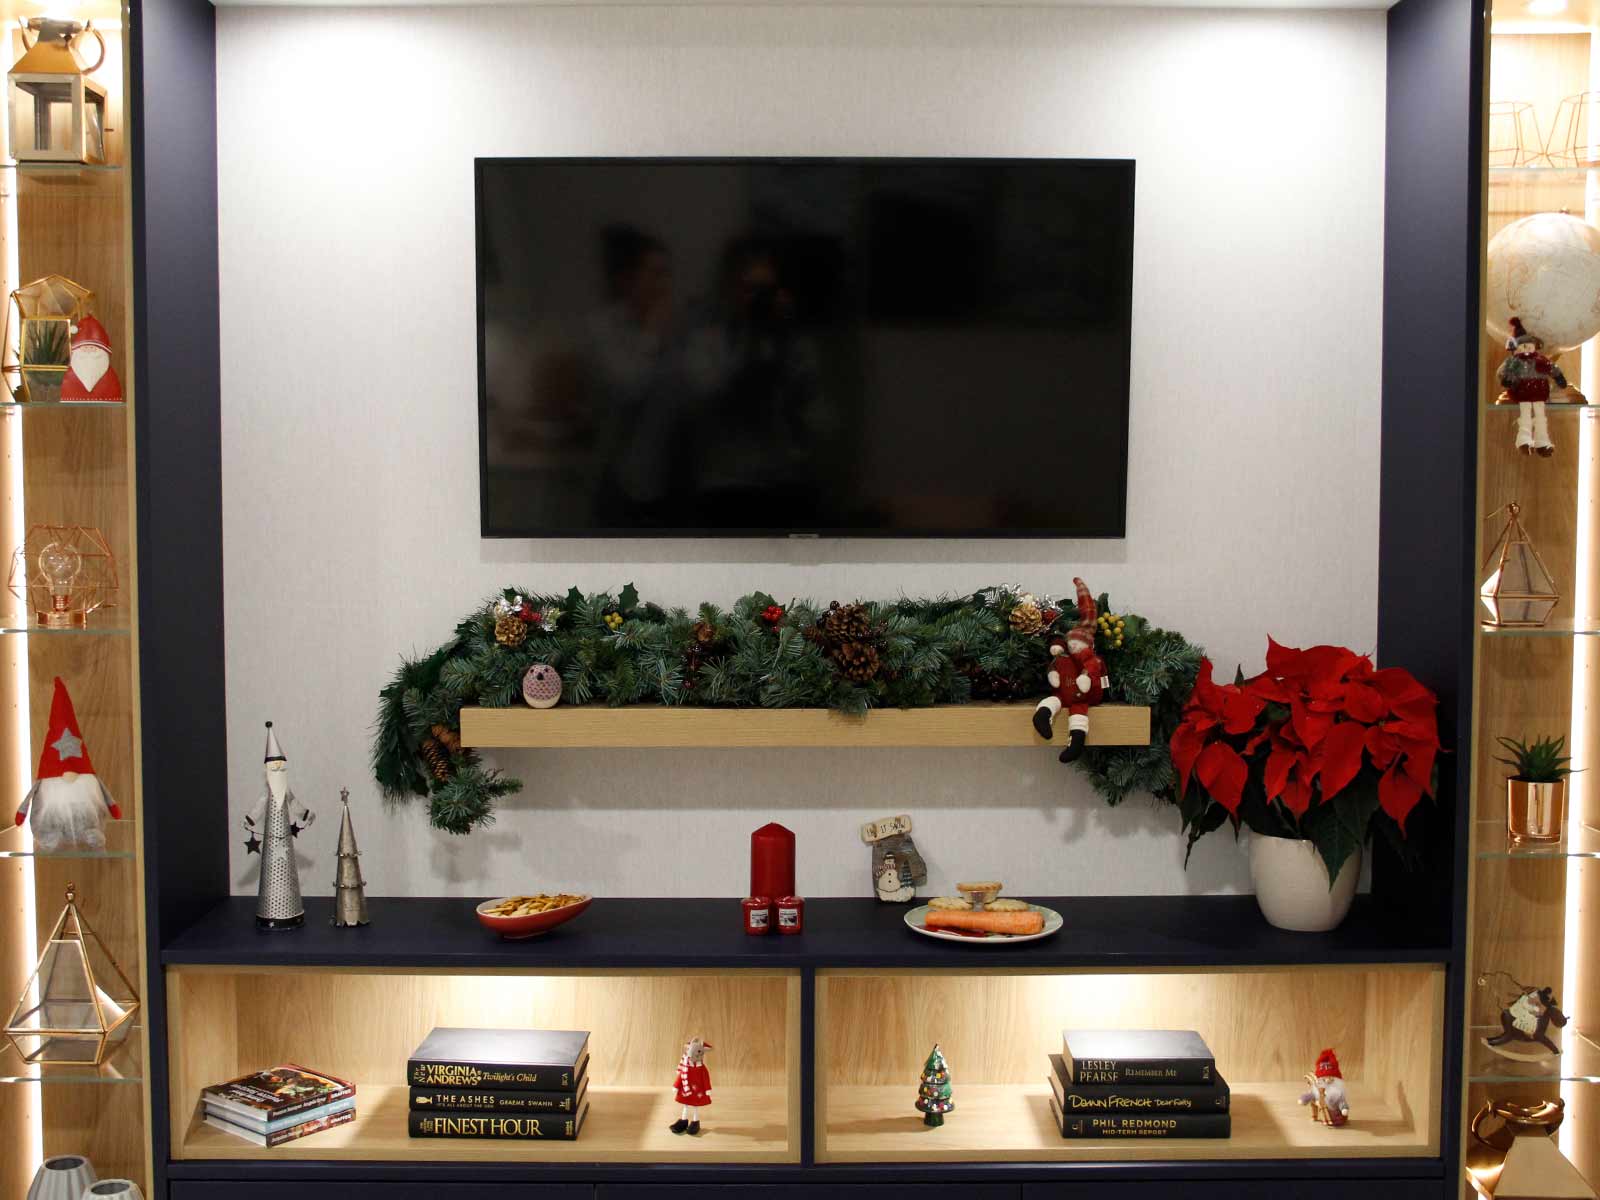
xmin=1507 ymin=778 xmax=1566 ymax=843
xmin=1546 ymin=92 xmax=1600 ymax=169
xmin=5 ymin=884 xmax=139 ymax=1066
xmin=1480 ymin=502 xmax=1559 ymax=628
xmin=3 ymin=274 xmax=94 ymax=403
xmin=7 ymin=523 xmax=118 ymax=628
xmin=7 ymin=17 xmax=107 ymax=164
xmin=1490 ymin=101 xmax=1546 ymax=168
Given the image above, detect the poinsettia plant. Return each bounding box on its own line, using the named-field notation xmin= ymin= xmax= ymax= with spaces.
xmin=1171 ymin=639 xmax=1441 ymax=884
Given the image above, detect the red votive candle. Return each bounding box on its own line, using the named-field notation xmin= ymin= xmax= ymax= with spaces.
xmin=777 ymin=895 xmax=804 ymax=935
xmin=742 ymin=895 xmax=773 ymax=935
xmin=750 ymin=822 xmax=796 ymax=900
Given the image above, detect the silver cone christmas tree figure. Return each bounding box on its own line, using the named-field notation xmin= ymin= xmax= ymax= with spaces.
xmin=331 ymin=787 xmax=369 ymax=928
xmin=243 ymin=722 xmax=314 ymax=930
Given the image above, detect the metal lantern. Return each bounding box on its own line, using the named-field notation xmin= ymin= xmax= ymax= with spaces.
xmin=4 ymin=274 xmax=94 ymax=403
xmin=1480 ymin=502 xmax=1560 ymax=628
xmin=8 ymin=18 xmax=108 ymax=164
xmin=7 ymin=523 xmax=118 ymax=628
xmin=5 ymin=885 xmax=140 ymax=1066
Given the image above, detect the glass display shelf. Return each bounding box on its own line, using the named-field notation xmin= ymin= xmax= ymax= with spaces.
xmin=0 ymin=1031 xmax=142 ymax=1085
xmin=1482 ymin=618 xmax=1600 ymax=638
xmin=1468 ymin=1027 xmax=1600 ymax=1084
xmin=0 ymin=613 xmax=130 ymax=638
xmin=1475 ymin=819 xmax=1600 ymax=859
xmin=1485 ymin=402 xmax=1597 ymax=412
xmin=1489 ymin=165 xmax=1599 ymax=179
xmin=0 ymin=162 xmax=122 ymax=174
xmin=0 ymin=399 xmax=126 ymax=412
xmin=0 ymin=819 xmax=137 ymax=860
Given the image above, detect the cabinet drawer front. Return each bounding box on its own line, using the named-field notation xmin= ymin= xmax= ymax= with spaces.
xmin=172 ymin=1185 xmax=592 ymax=1199
xmin=598 ymin=1188 xmax=1019 ymax=1200
xmin=1023 ymin=1182 xmax=1439 ymax=1200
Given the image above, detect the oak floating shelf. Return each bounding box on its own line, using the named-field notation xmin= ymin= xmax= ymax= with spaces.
xmin=460 ymin=702 xmax=1151 ymax=750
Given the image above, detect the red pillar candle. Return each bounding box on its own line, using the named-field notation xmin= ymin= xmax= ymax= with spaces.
xmin=750 ymin=822 xmax=796 ymax=900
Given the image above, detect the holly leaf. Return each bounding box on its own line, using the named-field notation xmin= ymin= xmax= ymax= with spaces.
xmin=564 ymin=586 xmax=584 ymax=617
xmin=618 ymin=582 xmax=640 ymax=615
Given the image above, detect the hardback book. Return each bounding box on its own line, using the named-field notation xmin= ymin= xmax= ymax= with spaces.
xmin=407 ymin=1028 xmax=590 ymax=1092
xmin=1050 ymin=1095 xmax=1231 ymax=1139
xmin=204 ymin=1095 xmax=356 ymax=1136
xmin=411 ymin=1072 xmax=589 ymax=1114
xmin=204 ymin=1105 xmax=357 ymax=1148
xmin=1062 ymin=1029 xmax=1215 ymax=1086
xmin=407 ymin=1100 xmax=589 ymax=1140
xmin=200 ymin=1063 xmax=356 ymax=1128
xmin=1048 ymin=1053 xmax=1229 ymax=1113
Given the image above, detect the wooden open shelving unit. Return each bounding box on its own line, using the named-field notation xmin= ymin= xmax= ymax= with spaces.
xmin=459 ymin=702 xmax=1150 ymax=749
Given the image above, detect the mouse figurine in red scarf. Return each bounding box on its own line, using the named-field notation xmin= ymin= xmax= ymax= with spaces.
xmin=1032 ymin=577 xmax=1110 ymax=763
xmin=669 ymin=1035 xmax=712 ymax=1136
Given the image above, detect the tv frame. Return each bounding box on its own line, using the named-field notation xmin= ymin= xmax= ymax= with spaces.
xmin=475 ymin=155 xmax=1136 ymax=539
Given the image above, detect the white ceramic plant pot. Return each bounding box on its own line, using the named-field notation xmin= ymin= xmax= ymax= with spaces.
xmin=26 ymin=1156 xmax=95 ymax=1200
xmin=1249 ymin=834 xmax=1361 ymax=932
xmin=83 ymin=1181 xmax=143 ymax=1200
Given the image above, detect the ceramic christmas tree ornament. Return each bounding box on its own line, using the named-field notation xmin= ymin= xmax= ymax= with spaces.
xmin=59 ymin=314 xmax=121 ymax=404
xmin=669 ymin=1036 xmax=712 ymax=1136
xmin=1032 ymin=578 xmax=1111 ymax=764
xmin=14 ymin=677 xmax=120 ymax=851
xmin=1298 ymin=1048 xmax=1349 ymax=1127
xmin=915 ymin=1043 xmax=954 ymax=1127
xmin=330 ymin=788 xmax=369 ymax=928
xmin=243 ymin=722 xmax=315 ymax=930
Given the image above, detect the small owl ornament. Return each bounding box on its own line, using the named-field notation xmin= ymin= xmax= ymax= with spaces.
xmin=522 ymin=663 xmax=562 ymax=708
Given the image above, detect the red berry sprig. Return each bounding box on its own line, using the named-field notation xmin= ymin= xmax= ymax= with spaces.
xmin=761 ymin=605 xmax=785 ymax=625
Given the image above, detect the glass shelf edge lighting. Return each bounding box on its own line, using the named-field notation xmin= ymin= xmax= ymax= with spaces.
xmin=1481 ymin=618 xmax=1600 ymax=638
xmin=0 ymin=162 xmax=121 ymax=173
xmin=1467 ymin=1027 xmax=1600 ymax=1084
xmin=1475 ymin=819 xmax=1600 ymax=859
xmin=0 ymin=400 xmax=127 ymax=411
xmin=0 ymin=1029 xmax=142 ymax=1084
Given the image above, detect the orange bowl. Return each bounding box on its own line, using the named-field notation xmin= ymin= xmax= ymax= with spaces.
xmin=475 ymin=895 xmax=593 ymax=940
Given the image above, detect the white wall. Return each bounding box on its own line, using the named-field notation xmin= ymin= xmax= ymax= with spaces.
xmin=216 ymin=4 xmax=1386 ymax=901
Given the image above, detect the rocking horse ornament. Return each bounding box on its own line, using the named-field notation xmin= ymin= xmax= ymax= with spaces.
xmin=1479 ymin=971 xmax=1569 ymax=1060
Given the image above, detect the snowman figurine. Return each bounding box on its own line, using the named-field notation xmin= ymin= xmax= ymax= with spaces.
xmin=875 ymin=851 xmax=915 ymax=904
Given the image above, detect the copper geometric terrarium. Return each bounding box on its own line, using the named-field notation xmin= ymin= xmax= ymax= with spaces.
xmin=5 ymin=885 xmax=139 ymax=1066
xmin=7 ymin=523 xmax=118 ymax=628
xmin=1480 ymin=501 xmax=1560 ymax=629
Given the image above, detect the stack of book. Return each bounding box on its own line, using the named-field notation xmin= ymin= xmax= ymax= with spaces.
xmin=201 ymin=1064 xmax=357 ymax=1148
xmin=406 ymin=1027 xmax=591 ymax=1142
xmin=1048 ymin=1030 xmax=1231 ymax=1140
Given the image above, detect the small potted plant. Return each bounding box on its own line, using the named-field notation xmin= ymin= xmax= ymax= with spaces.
xmin=1170 ymin=639 xmax=1441 ymax=931
xmin=1495 ymin=735 xmax=1572 ymax=843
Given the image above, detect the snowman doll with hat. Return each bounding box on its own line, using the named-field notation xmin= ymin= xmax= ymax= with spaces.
xmin=58 ymin=314 xmax=122 ymax=404
xmin=13 ymin=677 xmax=120 ymax=850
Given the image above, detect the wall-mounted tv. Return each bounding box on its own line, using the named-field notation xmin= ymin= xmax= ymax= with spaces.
xmin=477 ymin=157 xmax=1134 ymax=537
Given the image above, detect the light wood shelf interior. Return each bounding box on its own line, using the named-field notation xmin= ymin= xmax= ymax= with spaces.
xmin=460 ymin=701 xmax=1150 ymax=749
xmin=816 ymin=966 xmax=1444 ymax=1163
xmin=167 ymin=967 xmax=801 ymax=1165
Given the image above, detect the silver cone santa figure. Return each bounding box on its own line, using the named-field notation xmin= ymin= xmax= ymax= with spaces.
xmin=331 ymin=787 xmax=369 ymax=928
xmin=1496 ymin=316 xmax=1586 ymax=457
xmin=244 ymin=722 xmax=315 ymax=930
xmin=14 ymin=677 xmax=120 ymax=850
xmin=1032 ymin=578 xmax=1111 ymax=763
xmin=669 ymin=1036 xmax=712 ymax=1136
xmin=1299 ymin=1048 xmax=1349 ymax=1127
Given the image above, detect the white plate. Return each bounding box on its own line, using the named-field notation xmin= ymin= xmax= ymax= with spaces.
xmin=904 ymin=903 xmax=1063 ymax=944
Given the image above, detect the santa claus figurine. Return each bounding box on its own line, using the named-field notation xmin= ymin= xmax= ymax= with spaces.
xmin=13 ymin=677 xmax=121 ymax=851
xmin=1496 ymin=317 xmax=1583 ymax=457
xmin=669 ymin=1036 xmax=712 ymax=1136
xmin=1032 ymin=577 xmax=1110 ymax=764
xmin=1299 ymin=1048 xmax=1350 ymax=1128
xmin=59 ymin=314 xmax=123 ymax=404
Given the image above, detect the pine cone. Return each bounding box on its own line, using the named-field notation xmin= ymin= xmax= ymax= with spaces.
xmin=693 ymin=619 xmax=718 ymax=646
xmin=430 ymin=723 xmax=461 ymax=754
xmin=821 ymin=601 xmax=873 ymax=643
xmin=420 ymin=736 xmax=452 ymax=782
xmin=833 ymin=640 xmax=882 ymax=682
xmin=1009 ymin=601 xmax=1045 ymax=636
xmin=495 ymin=613 xmax=528 ymax=647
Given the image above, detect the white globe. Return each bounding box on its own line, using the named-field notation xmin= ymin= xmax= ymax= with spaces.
xmin=1486 ymin=212 xmax=1600 ymax=355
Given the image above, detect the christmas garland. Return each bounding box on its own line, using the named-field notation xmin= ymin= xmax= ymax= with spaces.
xmin=372 ymin=585 xmax=1204 ymax=834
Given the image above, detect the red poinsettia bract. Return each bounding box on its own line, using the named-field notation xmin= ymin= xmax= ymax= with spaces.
xmin=1171 ymin=639 xmax=1440 ymax=833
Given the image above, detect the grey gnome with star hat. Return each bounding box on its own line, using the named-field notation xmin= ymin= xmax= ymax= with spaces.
xmin=244 ymin=721 xmax=315 ymax=930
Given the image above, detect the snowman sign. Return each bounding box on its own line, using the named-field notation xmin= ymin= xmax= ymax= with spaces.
xmin=59 ymin=314 xmax=122 ymax=404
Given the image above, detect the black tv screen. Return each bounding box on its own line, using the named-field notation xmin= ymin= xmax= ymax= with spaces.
xmin=477 ymin=157 xmax=1134 ymax=537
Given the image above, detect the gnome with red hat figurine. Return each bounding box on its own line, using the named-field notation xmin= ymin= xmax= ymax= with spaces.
xmin=1032 ymin=577 xmax=1111 ymax=764
xmin=1496 ymin=316 xmax=1585 ymax=457
xmin=669 ymin=1035 xmax=712 ymax=1136
xmin=13 ymin=677 xmax=120 ymax=851
xmin=59 ymin=314 xmax=123 ymax=404
xmin=1299 ymin=1048 xmax=1350 ymax=1128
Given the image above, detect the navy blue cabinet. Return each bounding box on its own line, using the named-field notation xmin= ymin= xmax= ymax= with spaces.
xmin=172 ymin=1186 xmax=593 ymax=1199
xmin=599 ymin=1189 xmax=1019 ymax=1200
xmin=1023 ymin=1182 xmax=1440 ymax=1200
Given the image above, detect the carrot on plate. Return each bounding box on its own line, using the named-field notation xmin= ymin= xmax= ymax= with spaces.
xmin=923 ymin=908 xmax=1044 ymax=935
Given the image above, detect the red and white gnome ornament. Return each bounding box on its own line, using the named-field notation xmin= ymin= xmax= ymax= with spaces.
xmin=669 ymin=1036 xmax=712 ymax=1136
xmin=1299 ymin=1048 xmax=1350 ymax=1128
xmin=1496 ymin=317 xmax=1584 ymax=457
xmin=1032 ymin=577 xmax=1110 ymax=764
xmin=59 ymin=314 xmax=123 ymax=404
xmin=14 ymin=677 xmax=120 ymax=851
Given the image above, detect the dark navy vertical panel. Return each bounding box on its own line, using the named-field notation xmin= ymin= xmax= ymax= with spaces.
xmin=1381 ymin=0 xmax=1484 ymax=1193
xmin=129 ymin=0 xmax=223 ymax=1189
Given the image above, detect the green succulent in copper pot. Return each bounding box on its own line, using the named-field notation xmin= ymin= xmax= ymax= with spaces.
xmin=1495 ymin=735 xmax=1575 ymax=783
